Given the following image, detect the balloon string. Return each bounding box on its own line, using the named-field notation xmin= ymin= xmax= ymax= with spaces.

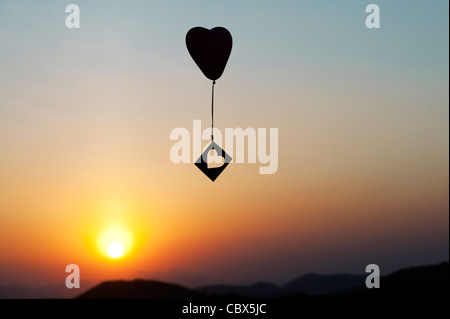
xmin=211 ymin=80 xmax=215 ymax=141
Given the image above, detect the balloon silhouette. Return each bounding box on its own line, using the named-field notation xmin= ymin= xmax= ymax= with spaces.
xmin=186 ymin=27 xmax=233 ymax=81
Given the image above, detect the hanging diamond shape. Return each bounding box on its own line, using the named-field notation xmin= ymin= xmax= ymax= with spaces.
xmin=194 ymin=141 xmax=232 ymax=182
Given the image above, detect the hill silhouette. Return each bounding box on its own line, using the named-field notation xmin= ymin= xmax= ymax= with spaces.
xmin=284 ymin=273 xmax=365 ymax=295
xmin=381 ymin=262 xmax=449 ymax=286
xmin=346 ymin=262 xmax=449 ymax=296
xmin=76 ymin=262 xmax=448 ymax=300
xmin=70 ymin=262 xmax=449 ymax=317
xmin=77 ymin=280 xmax=201 ymax=299
xmin=199 ymin=262 xmax=449 ymax=298
xmin=197 ymin=274 xmax=366 ymax=297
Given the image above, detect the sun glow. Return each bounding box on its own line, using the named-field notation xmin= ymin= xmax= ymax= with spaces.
xmin=107 ymin=242 xmax=124 ymax=258
xmin=80 ymin=199 xmax=148 ymax=262
xmin=97 ymin=224 xmax=133 ymax=259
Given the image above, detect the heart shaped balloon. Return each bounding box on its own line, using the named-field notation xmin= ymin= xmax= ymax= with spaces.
xmin=186 ymin=27 xmax=233 ymax=81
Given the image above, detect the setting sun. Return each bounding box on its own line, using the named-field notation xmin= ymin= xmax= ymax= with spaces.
xmin=107 ymin=242 xmax=124 ymax=258
xmin=97 ymin=224 xmax=133 ymax=259
xmin=79 ymin=199 xmax=148 ymax=263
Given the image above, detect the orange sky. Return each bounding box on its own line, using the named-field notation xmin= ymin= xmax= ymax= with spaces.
xmin=0 ymin=0 xmax=448 ymax=288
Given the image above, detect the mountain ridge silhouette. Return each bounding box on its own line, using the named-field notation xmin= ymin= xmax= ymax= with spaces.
xmin=77 ymin=279 xmax=201 ymax=299
xmin=75 ymin=262 xmax=449 ymax=299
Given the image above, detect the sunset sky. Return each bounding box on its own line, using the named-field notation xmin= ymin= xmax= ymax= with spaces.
xmin=0 ymin=0 xmax=448 ymax=289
